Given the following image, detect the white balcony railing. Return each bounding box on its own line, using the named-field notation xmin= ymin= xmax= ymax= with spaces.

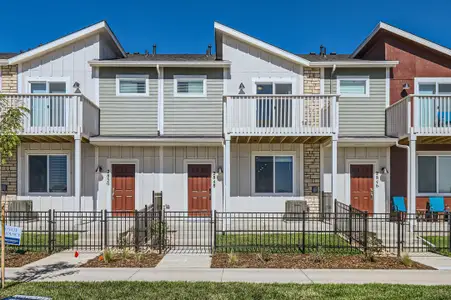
xmin=1 ymin=93 xmax=99 ymax=137
xmin=386 ymin=95 xmax=451 ymax=137
xmin=224 ymin=95 xmax=338 ymax=136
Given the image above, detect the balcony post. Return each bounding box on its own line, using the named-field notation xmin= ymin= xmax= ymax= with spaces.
xmin=74 ymin=136 xmax=82 ymax=211
xmin=223 ymin=137 xmax=231 ymax=214
xmin=409 ymin=135 xmax=417 ymax=217
xmin=331 ymin=136 xmax=338 ymax=211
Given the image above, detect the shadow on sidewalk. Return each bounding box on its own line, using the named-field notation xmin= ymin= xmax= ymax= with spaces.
xmin=6 ymin=262 xmax=79 ymax=287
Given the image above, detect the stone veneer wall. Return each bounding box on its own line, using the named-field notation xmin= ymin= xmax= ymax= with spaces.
xmin=304 ymin=144 xmax=320 ymax=212
xmin=303 ymin=68 xmax=321 ymax=212
xmin=1 ymin=65 xmax=18 ymax=199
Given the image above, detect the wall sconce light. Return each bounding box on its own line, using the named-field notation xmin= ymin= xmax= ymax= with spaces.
xmin=381 ymin=167 xmax=389 ymax=174
xmin=217 ymin=167 xmax=223 ymax=174
xmin=402 ymin=83 xmax=410 ymax=90
xmin=95 ymin=166 xmax=103 ymax=173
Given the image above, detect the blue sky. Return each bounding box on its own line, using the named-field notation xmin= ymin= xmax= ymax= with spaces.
xmin=1 ymin=0 xmax=451 ymax=55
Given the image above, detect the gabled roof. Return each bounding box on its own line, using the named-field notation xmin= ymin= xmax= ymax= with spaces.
xmin=9 ymin=21 xmax=126 ymax=64
xmin=214 ymin=22 xmax=311 ymax=66
xmin=112 ymin=53 xmax=217 ymax=62
xmin=352 ymin=22 xmax=451 ymax=58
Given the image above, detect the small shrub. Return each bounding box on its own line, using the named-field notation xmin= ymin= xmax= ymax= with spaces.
xmin=256 ymin=248 xmax=271 ymax=263
xmin=311 ymin=247 xmax=327 ymax=263
xmin=121 ymin=248 xmax=131 ymax=259
xmin=103 ymin=248 xmax=113 ymax=263
xmin=136 ymin=252 xmax=144 ymax=262
xmin=228 ymin=251 xmax=238 ymax=265
xmin=400 ymin=252 xmax=413 ymax=267
xmin=364 ymin=250 xmax=377 ymax=263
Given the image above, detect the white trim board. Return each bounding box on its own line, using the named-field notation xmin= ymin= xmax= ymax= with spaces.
xmin=106 ymin=159 xmax=140 ymax=211
xmin=345 ymin=159 xmax=379 ymax=213
xmin=183 ymin=159 xmax=216 ymax=212
xmin=352 ymin=22 xmax=451 ymax=59
xmin=10 ymin=21 xmax=126 ymax=64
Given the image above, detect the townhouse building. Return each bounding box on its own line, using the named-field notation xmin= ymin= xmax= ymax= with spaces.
xmin=1 ymin=20 xmax=450 ymax=216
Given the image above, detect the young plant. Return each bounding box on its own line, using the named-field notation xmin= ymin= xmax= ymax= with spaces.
xmin=228 ymin=251 xmax=238 ymax=265
xmin=312 ymin=246 xmax=327 ymax=263
xmin=103 ymin=248 xmax=113 ymax=263
xmin=400 ymin=252 xmax=413 ymax=267
xmin=256 ymin=248 xmax=271 ymax=263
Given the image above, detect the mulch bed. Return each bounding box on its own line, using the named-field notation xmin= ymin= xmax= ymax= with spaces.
xmin=81 ymin=253 xmax=163 ymax=268
xmin=5 ymin=251 xmax=49 ymax=267
xmin=211 ymin=253 xmax=434 ymax=270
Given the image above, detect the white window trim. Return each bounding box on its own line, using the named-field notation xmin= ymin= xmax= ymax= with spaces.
xmin=116 ymin=74 xmax=149 ymax=97
xmin=414 ymin=77 xmax=451 ymax=95
xmin=251 ymin=77 xmax=296 ymax=94
xmin=26 ymin=77 xmax=70 ymax=93
xmin=173 ymin=75 xmax=207 ymax=97
xmin=25 ymin=150 xmax=71 ymax=196
xmin=251 ymin=151 xmax=296 ymax=196
xmin=417 ymin=151 xmax=451 ymax=196
xmin=337 ymin=76 xmax=370 ymax=98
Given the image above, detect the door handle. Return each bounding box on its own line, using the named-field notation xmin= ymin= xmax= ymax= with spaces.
xmin=112 ymin=188 xmax=115 ymax=197
xmin=370 ymin=188 xmax=374 ymax=200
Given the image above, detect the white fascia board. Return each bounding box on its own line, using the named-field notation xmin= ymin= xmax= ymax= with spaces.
xmin=214 ymin=22 xmax=310 ymax=66
xmin=309 ymin=60 xmax=399 ymax=68
xmin=89 ymin=136 xmax=224 ymax=146
xmin=352 ymin=22 xmax=451 ymax=58
xmin=89 ymin=60 xmax=232 ymax=67
xmin=9 ymin=21 xmax=125 ymax=64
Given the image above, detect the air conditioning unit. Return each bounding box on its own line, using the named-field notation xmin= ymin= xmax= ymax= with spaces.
xmin=284 ymin=200 xmax=309 ymax=220
xmin=7 ymin=200 xmax=33 ymax=212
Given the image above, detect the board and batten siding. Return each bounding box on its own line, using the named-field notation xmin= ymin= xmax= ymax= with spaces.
xmin=324 ymin=68 xmax=386 ymax=136
xmin=99 ymin=67 xmax=158 ymax=136
xmin=19 ymin=34 xmax=100 ymax=102
xmin=163 ymin=68 xmax=224 ymax=136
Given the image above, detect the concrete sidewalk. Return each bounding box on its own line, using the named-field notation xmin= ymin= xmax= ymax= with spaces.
xmin=5 ymin=266 xmax=451 ymax=285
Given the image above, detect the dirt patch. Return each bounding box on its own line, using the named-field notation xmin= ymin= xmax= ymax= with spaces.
xmin=81 ymin=253 xmax=163 ymax=268
xmin=5 ymin=251 xmax=48 ymax=267
xmin=211 ymin=253 xmax=434 ymax=270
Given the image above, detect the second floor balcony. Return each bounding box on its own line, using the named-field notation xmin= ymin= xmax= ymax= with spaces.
xmin=386 ymin=95 xmax=451 ymax=138
xmin=1 ymin=93 xmax=99 ymax=139
xmin=224 ymin=95 xmax=339 ymax=137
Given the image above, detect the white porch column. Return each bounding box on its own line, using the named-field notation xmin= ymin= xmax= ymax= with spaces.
xmin=74 ymin=136 xmax=82 ymax=211
xmin=331 ymin=137 xmax=338 ymax=211
xmin=409 ymin=135 xmax=417 ymax=215
xmin=223 ymin=137 xmax=231 ymax=213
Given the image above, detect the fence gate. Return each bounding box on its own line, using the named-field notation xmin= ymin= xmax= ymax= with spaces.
xmin=163 ymin=210 xmax=213 ymax=253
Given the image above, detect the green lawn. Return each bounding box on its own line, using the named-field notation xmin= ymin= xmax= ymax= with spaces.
xmin=1 ymin=282 xmax=451 ymax=300
xmin=423 ymin=236 xmax=451 ymax=257
xmin=215 ymin=233 xmax=360 ymax=254
xmin=7 ymin=233 xmax=79 ymax=252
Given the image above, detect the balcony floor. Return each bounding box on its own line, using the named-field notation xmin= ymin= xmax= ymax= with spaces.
xmin=20 ymin=135 xmax=90 ymax=143
xmin=232 ymin=135 xmax=331 ymax=144
xmin=399 ymin=136 xmax=451 ymax=145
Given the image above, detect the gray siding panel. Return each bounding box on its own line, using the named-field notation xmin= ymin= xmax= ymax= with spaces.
xmin=99 ymin=67 xmax=158 ymax=136
xmin=163 ymin=68 xmax=223 ymax=136
xmin=324 ymin=68 xmax=386 ymax=136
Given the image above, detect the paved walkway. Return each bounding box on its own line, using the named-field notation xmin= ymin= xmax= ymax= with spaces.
xmin=409 ymin=252 xmax=451 ymax=270
xmin=5 ymin=267 xmax=451 ymax=285
xmin=156 ymin=254 xmax=211 ymax=269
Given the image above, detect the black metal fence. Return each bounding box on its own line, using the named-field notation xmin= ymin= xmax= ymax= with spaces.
xmin=5 ymin=200 xmax=451 ymax=256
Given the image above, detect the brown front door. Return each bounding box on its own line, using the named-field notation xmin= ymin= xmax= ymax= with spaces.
xmin=350 ymin=164 xmax=374 ymax=214
xmin=112 ymin=164 xmax=135 ymax=215
xmin=188 ymin=164 xmax=211 ymax=217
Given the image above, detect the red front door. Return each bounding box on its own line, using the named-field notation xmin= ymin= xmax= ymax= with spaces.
xmin=112 ymin=164 xmax=135 ymax=215
xmin=188 ymin=164 xmax=211 ymax=217
xmin=350 ymin=164 xmax=374 ymax=214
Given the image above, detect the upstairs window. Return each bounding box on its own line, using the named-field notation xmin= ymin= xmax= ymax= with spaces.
xmin=29 ymin=81 xmax=67 ymax=94
xmin=417 ymin=78 xmax=451 ymax=95
xmin=337 ymin=76 xmax=369 ymax=97
xmin=116 ymin=75 xmax=149 ymax=96
xmin=174 ymin=75 xmax=206 ymax=97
